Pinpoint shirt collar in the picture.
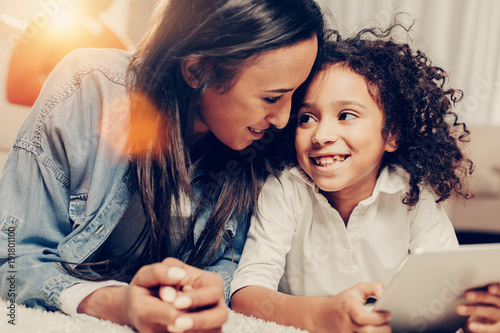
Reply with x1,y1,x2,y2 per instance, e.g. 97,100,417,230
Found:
289,164,408,198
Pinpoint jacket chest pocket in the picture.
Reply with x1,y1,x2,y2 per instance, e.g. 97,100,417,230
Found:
69,194,88,229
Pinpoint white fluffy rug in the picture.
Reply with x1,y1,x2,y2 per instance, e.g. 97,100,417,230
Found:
0,298,308,333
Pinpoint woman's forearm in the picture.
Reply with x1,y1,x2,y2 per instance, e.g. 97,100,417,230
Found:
77,286,130,326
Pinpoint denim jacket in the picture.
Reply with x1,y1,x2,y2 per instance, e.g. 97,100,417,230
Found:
0,48,249,311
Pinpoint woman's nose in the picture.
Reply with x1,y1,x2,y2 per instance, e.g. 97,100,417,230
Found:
266,102,291,129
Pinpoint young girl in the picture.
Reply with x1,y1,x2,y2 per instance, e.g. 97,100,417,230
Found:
231,27,500,333
0,0,325,332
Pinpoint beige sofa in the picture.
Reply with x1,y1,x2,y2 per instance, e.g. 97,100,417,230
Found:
0,104,29,171
444,126,500,235
0,34,30,172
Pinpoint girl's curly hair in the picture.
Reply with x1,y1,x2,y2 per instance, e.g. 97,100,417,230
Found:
296,22,474,207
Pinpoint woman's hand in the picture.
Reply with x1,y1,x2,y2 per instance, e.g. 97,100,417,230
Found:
78,257,228,333
314,282,392,333
457,283,500,333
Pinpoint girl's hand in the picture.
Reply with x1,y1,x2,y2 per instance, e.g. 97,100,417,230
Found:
457,283,500,333
79,257,228,333
316,282,392,333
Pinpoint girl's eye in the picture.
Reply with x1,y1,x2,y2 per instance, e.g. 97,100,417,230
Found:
263,96,282,104
298,113,315,124
338,112,357,121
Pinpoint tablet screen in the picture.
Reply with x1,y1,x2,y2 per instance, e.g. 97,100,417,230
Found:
373,243,500,333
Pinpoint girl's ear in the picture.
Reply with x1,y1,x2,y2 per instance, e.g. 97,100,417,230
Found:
181,57,203,89
385,133,399,153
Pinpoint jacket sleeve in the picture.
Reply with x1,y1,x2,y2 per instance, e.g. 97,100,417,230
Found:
0,49,132,311
0,114,86,311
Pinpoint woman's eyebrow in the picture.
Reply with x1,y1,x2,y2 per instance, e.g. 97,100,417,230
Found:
264,88,294,93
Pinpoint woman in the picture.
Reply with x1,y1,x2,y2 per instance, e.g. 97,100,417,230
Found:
0,0,325,332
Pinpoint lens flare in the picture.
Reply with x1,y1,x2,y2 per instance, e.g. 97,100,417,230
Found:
100,93,167,160
128,92,167,158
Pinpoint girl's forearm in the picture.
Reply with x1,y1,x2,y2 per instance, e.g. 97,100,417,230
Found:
231,283,392,333
231,285,323,331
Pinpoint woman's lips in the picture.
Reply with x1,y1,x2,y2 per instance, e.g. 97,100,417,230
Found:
248,127,266,139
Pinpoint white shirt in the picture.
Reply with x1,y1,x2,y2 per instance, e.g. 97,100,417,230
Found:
230,166,459,297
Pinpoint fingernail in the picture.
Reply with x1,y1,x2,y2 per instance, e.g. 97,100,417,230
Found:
175,316,194,330
159,286,176,303
182,285,193,292
469,322,480,331
174,295,192,309
457,305,467,314
467,292,476,301
490,284,499,294
167,267,187,281
166,324,184,333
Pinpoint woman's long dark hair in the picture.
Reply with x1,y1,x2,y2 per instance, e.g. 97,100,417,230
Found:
106,0,326,275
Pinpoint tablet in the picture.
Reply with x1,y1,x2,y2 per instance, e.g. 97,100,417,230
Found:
372,243,500,333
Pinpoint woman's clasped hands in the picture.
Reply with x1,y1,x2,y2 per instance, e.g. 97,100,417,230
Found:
80,258,227,333
126,258,228,333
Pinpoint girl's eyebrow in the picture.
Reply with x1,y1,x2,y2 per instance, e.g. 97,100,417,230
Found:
335,100,366,109
300,100,366,109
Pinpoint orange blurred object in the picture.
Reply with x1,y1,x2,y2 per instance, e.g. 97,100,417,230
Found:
128,92,167,159
100,92,167,160
6,0,133,107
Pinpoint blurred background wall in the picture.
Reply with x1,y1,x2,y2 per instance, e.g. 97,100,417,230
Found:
0,0,498,236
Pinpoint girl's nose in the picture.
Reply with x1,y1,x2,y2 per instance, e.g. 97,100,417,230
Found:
312,122,338,145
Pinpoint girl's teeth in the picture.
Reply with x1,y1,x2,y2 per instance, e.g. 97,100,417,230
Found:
250,128,263,133
314,155,346,166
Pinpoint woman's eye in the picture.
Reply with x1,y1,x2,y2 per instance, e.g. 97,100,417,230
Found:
338,112,357,121
263,96,282,104
298,114,315,124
